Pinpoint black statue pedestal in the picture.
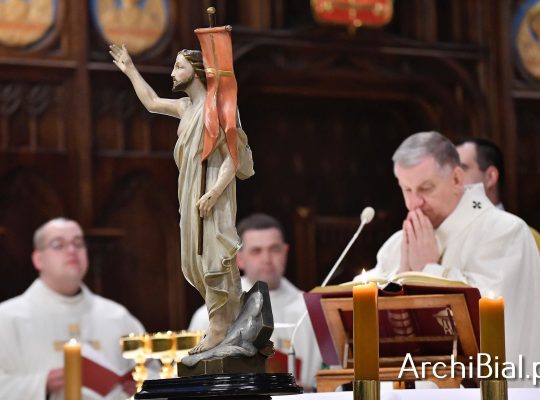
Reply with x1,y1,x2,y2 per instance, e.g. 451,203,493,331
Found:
135,281,303,399
135,372,302,399
137,353,303,399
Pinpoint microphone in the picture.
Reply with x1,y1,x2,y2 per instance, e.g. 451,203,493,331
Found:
288,207,376,380
320,206,375,287
361,206,375,224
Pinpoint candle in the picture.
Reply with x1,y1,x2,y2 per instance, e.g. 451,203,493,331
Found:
479,296,505,378
353,282,379,380
64,338,82,400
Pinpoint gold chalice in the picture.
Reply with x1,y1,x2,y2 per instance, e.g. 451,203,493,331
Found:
120,333,150,394
149,331,176,379
174,330,204,365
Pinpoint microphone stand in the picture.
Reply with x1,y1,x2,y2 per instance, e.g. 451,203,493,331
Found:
288,208,375,384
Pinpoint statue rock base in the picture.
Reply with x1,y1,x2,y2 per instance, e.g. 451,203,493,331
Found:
177,353,267,376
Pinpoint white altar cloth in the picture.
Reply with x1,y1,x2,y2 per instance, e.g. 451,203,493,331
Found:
276,388,538,400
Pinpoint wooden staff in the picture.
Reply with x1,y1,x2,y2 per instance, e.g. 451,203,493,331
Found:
197,159,207,256
198,7,215,256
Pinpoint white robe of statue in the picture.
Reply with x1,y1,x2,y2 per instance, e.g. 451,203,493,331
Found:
362,184,540,388
189,276,322,390
174,99,254,321
0,279,144,399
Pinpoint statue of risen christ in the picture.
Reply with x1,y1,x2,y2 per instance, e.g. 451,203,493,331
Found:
110,44,254,354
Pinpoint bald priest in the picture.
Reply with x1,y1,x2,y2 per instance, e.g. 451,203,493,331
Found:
0,218,144,399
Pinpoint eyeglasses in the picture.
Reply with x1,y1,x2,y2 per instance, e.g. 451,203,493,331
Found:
44,237,86,251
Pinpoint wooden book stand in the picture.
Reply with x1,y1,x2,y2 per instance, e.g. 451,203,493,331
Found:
314,293,479,392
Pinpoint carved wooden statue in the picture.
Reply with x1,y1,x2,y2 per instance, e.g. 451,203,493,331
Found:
110,38,254,355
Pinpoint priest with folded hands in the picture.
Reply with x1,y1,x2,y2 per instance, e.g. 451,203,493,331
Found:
357,131,540,387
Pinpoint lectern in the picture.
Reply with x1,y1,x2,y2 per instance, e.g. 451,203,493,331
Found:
304,284,481,391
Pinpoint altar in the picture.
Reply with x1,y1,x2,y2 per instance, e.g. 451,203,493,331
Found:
274,388,539,400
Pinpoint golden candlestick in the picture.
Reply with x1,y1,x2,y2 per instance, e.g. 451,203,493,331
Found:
481,379,508,400
353,380,380,400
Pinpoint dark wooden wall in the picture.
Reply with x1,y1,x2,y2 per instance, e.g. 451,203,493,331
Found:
0,0,537,332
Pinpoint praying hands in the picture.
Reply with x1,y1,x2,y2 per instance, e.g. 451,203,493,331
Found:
399,209,440,272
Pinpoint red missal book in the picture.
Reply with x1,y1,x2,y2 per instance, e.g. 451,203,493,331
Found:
81,344,134,396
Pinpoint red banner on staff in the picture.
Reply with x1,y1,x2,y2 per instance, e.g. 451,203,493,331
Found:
194,26,239,168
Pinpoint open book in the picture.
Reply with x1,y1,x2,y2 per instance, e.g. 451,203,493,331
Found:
389,271,471,287
311,271,471,294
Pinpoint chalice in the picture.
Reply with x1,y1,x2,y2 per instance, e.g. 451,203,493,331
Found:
174,330,203,366
149,331,176,379
120,333,150,394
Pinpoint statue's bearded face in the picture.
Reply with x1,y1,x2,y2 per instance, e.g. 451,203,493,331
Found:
171,54,195,92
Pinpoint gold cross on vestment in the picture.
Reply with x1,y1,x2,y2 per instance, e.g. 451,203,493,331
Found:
52,323,101,351
53,339,101,351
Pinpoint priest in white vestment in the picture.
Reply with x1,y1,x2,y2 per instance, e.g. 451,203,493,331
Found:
0,218,144,399
358,132,540,388
189,213,322,390
456,137,540,250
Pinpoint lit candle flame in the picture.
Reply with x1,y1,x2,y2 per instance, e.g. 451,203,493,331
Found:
360,268,368,284
485,291,497,299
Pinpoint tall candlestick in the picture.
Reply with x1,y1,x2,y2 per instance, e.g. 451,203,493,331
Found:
64,338,82,400
479,296,505,378
353,282,379,380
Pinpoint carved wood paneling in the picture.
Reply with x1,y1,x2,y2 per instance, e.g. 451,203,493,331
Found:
93,171,184,332
92,72,178,156
0,1,536,333
514,98,540,228
0,82,65,152
0,168,66,300
230,29,491,287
